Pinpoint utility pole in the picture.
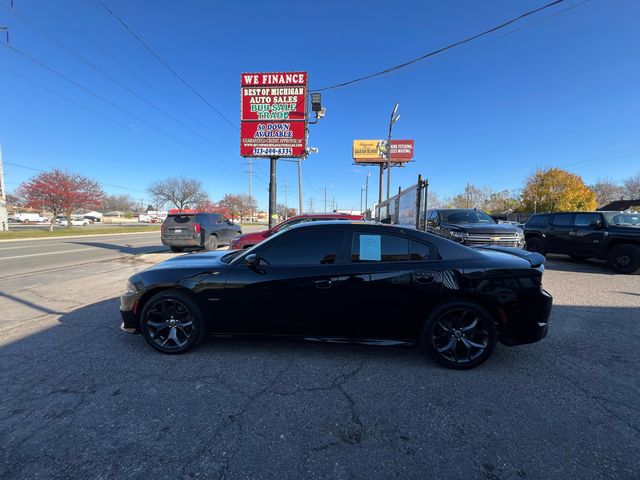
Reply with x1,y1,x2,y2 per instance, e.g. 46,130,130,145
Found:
364,172,370,216
283,179,289,220
308,197,315,213
324,186,327,213
386,103,400,203
360,186,364,213
297,158,303,215
248,158,252,221
0,143,8,231
332,197,335,212
268,157,277,228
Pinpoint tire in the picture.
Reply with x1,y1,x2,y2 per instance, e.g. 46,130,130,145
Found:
526,237,546,256
607,244,640,274
204,234,218,251
421,301,497,370
170,246,184,253
139,289,207,354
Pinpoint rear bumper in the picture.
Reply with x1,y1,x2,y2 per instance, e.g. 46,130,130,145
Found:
499,289,552,346
161,236,202,247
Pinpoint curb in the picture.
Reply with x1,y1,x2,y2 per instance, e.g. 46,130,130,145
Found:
0,230,160,243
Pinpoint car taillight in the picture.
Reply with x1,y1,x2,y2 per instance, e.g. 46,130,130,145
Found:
161,224,166,233
194,223,201,233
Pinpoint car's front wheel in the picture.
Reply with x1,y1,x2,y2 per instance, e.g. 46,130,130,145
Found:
140,290,206,354
607,244,640,274
421,301,497,370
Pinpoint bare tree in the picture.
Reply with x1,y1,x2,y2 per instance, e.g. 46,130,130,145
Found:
446,183,491,209
238,194,257,222
590,178,624,207
623,173,640,200
147,177,208,211
219,194,242,221
102,194,137,213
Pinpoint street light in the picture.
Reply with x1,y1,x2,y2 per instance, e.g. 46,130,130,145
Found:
365,171,371,216
386,103,400,203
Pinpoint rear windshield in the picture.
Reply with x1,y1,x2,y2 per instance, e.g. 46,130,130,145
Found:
165,214,195,225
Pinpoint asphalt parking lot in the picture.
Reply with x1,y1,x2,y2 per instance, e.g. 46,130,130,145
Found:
1,253,639,479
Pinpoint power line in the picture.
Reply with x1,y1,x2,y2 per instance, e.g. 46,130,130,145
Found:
312,0,576,92
33,0,237,151
96,0,239,130
2,2,232,156
0,63,229,175
3,161,149,194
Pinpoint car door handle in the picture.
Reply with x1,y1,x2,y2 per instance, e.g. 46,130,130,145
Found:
314,279,333,289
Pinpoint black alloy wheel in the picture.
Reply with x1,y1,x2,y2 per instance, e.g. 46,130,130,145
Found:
607,244,640,274
140,290,206,354
422,301,497,370
205,234,218,251
526,237,546,256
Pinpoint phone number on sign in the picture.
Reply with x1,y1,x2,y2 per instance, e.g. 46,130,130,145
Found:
252,147,293,156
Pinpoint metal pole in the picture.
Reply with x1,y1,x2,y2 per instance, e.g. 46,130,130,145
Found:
378,163,383,208
365,174,369,215
0,143,8,232
248,158,252,222
360,187,363,213
386,103,398,203
268,157,277,228
415,174,422,229
297,158,303,215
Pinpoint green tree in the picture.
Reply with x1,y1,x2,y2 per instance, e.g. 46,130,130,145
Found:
521,168,597,213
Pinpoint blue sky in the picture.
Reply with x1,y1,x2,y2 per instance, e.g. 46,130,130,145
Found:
1,0,639,211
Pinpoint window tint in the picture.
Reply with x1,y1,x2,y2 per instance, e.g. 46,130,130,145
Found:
574,213,601,226
166,215,194,225
410,241,431,260
526,214,549,227
552,213,573,226
351,232,417,262
259,230,344,265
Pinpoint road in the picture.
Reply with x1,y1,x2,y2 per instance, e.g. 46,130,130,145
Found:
0,239,638,479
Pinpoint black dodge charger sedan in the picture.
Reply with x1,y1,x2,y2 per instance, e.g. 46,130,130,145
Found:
121,222,552,369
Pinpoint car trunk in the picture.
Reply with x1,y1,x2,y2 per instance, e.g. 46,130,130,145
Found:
162,214,199,240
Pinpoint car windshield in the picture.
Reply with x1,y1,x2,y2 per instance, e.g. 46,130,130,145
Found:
603,212,640,226
440,210,496,224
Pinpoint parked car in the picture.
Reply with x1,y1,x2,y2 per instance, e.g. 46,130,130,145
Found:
83,215,101,223
58,217,89,226
161,212,241,252
426,209,525,248
121,221,552,369
229,213,365,250
524,211,640,274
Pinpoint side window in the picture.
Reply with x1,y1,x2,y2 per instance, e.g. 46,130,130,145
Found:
351,232,413,262
526,214,549,227
258,230,344,265
410,241,431,260
552,213,573,226
574,213,601,226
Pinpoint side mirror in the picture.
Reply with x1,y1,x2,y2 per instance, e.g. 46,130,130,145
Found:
245,253,258,266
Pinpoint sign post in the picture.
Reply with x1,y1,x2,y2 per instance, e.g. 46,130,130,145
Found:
240,71,308,227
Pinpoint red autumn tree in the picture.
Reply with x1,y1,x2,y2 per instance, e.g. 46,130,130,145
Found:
17,169,104,231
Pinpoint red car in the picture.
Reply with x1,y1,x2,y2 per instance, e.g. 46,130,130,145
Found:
229,213,365,250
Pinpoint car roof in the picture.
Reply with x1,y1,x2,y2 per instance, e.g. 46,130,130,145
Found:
286,213,363,220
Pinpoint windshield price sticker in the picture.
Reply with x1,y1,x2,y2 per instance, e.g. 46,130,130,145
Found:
359,234,382,261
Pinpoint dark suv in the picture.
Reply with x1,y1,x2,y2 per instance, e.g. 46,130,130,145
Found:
426,209,525,248
524,211,640,274
161,212,241,252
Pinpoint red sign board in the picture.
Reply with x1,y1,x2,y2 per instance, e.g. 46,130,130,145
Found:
240,71,308,158
390,140,414,161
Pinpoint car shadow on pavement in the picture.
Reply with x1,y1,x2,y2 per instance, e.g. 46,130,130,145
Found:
69,241,167,255
544,254,613,274
0,290,67,316
1,298,639,479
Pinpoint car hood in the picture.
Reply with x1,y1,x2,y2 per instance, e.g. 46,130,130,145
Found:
472,245,545,268
605,225,640,234
442,223,521,234
148,250,232,271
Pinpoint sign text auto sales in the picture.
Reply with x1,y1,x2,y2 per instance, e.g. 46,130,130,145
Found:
240,71,308,157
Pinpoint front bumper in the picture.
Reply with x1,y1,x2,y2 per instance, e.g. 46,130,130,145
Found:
499,289,552,346
120,290,140,333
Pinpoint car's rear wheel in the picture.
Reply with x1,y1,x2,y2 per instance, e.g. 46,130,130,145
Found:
170,246,184,253
140,290,206,354
526,237,546,256
421,301,497,370
204,234,218,251
607,244,640,274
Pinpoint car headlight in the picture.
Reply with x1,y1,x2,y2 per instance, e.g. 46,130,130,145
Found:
449,231,466,239
125,281,137,294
